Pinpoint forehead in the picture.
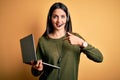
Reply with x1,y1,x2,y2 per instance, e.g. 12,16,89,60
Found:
52,8,66,15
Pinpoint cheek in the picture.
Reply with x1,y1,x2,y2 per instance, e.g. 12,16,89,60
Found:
63,19,67,24
51,18,56,24
51,19,56,27
64,19,67,23
64,17,67,23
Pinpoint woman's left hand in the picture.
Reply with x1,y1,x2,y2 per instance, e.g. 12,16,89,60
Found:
64,32,84,47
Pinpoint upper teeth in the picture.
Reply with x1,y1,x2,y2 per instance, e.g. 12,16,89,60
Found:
58,24,63,26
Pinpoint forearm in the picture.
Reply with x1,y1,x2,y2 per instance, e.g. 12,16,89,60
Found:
81,44,103,62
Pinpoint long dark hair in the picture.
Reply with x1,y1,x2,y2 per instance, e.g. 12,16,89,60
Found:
43,2,72,36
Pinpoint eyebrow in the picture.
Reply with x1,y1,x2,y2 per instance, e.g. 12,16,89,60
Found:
52,14,66,17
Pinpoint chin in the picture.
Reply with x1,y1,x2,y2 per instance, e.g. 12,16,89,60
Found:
55,26,64,30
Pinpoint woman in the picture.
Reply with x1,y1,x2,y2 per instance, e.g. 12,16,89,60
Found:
31,2,103,80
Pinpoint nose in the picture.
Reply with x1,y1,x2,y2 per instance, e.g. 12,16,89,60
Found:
57,17,61,23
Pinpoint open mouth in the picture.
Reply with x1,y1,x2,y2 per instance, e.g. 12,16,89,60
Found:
57,23,64,27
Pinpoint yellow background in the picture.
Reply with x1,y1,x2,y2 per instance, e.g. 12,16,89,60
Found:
0,0,120,80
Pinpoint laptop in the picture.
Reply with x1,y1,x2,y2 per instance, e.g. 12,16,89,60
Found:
20,34,60,69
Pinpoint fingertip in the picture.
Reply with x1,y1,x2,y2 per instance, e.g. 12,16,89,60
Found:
30,60,35,65
67,32,69,34
67,32,71,36
40,60,42,64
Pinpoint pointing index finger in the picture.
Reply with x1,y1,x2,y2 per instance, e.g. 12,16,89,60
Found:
67,32,72,36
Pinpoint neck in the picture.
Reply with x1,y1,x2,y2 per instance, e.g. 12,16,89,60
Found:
49,29,66,39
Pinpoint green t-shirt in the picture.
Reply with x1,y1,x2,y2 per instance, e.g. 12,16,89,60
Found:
32,33,103,80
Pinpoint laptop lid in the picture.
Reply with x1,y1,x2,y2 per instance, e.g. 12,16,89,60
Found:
20,34,60,69
20,34,37,64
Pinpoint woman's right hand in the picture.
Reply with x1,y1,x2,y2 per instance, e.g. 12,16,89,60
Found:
31,60,43,71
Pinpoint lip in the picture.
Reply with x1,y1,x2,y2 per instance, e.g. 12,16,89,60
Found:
56,23,64,27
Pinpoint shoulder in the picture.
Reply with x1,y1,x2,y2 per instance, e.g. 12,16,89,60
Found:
38,35,48,43
72,32,83,38
72,32,80,36
71,32,85,40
